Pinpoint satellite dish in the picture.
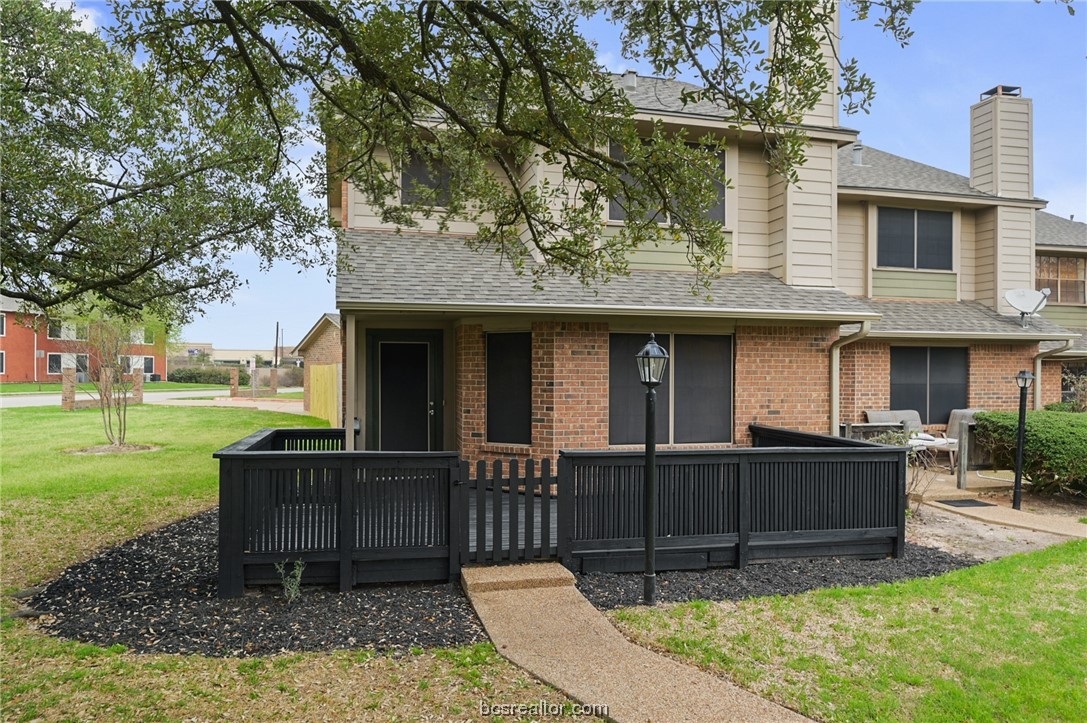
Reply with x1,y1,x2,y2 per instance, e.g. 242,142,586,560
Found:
1005,288,1050,327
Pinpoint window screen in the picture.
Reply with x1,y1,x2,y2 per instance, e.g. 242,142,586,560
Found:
143,356,155,374
486,332,532,444
47,320,62,339
890,346,968,425
609,333,671,445
0,352,5,374
0,313,5,336
400,152,452,206
877,208,916,268
47,353,62,374
878,208,953,271
673,334,733,443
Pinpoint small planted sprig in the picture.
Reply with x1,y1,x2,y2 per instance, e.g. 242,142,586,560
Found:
273,558,305,604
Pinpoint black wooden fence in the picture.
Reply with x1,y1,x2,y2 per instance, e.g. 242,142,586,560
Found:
216,425,906,597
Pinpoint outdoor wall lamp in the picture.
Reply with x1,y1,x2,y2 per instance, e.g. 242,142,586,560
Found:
1012,370,1034,510
635,334,668,605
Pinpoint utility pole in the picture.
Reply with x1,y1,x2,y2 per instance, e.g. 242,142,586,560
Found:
274,322,279,367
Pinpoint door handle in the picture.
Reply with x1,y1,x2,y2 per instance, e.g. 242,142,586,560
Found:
428,401,436,416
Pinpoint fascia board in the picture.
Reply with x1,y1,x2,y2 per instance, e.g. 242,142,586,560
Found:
837,187,1047,209
337,300,880,323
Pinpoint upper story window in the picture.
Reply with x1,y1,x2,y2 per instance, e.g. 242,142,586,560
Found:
400,152,452,207
1037,255,1085,305
0,312,5,336
607,142,726,225
877,208,953,271
47,320,62,339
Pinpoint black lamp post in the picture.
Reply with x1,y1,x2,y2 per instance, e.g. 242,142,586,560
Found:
635,333,669,605
1013,370,1034,511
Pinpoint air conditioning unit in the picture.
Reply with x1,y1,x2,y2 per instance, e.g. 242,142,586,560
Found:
76,372,88,383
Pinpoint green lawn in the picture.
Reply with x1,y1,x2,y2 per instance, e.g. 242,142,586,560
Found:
0,405,587,721
276,391,304,399
612,542,1087,722
0,381,232,395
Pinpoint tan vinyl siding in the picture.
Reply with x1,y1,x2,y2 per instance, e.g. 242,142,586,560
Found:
346,146,509,234
1040,305,1087,328
735,144,769,272
959,210,977,300
996,206,1034,313
872,269,957,300
767,172,787,281
836,200,867,295
969,94,1033,198
974,207,997,307
788,141,836,287
626,234,733,271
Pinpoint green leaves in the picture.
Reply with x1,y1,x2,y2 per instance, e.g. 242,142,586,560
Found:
1,0,330,325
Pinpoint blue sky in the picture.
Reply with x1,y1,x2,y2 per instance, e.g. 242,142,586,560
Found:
72,1,1086,349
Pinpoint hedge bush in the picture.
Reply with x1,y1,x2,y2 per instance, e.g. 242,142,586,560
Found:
277,366,304,387
974,411,1087,496
168,366,250,386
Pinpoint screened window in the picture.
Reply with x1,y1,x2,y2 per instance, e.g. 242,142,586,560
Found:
47,353,62,375
1036,255,1086,305
72,323,88,341
144,328,155,344
486,332,532,444
608,333,733,445
76,354,89,373
400,152,452,206
47,320,62,339
877,208,953,271
143,356,154,374
0,312,5,336
890,347,968,425
607,142,725,224
0,351,5,374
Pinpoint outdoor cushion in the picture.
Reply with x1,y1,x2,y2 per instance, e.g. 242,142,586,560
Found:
865,409,923,433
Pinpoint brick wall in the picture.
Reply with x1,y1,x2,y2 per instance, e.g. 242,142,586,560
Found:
733,325,838,444
457,321,609,464
839,340,890,424
968,343,1039,411
1041,359,1064,407
300,319,342,411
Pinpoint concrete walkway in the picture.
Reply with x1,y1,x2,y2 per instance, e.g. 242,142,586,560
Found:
462,563,807,723
917,468,1087,538
151,392,310,416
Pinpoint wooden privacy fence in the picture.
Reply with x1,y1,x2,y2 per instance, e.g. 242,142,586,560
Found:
308,363,342,426
216,425,907,597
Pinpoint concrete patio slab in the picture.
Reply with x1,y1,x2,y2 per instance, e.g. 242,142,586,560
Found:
463,562,808,723
923,500,1087,539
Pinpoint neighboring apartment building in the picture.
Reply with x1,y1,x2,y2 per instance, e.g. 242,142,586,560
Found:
292,313,343,419
329,16,1083,460
0,296,168,384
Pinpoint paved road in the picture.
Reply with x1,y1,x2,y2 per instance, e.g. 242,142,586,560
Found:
0,388,303,409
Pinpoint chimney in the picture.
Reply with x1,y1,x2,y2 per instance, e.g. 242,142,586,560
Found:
852,142,863,166
970,85,1033,197
620,69,638,91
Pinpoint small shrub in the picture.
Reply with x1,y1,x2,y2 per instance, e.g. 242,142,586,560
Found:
168,366,250,386
870,430,938,512
1063,369,1087,412
277,366,304,387
273,558,305,604
975,411,1087,496
1044,402,1075,413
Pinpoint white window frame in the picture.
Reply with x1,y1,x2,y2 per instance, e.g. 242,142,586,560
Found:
0,351,6,375
143,356,154,374
0,312,6,337
47,320,62,339
47,352,63,375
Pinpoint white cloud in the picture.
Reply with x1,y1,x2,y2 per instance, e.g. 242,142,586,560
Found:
52,0,105,33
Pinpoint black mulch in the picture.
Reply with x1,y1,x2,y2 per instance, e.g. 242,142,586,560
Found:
28,509,487,658
28,510,977,656
576,543,977,610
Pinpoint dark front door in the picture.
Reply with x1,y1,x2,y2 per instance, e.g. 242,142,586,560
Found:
368,331,443,451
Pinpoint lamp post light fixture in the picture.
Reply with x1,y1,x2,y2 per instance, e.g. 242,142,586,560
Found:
1013,370,1034,511
635,333,669,606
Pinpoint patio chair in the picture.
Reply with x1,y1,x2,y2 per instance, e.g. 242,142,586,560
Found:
864,409,923,434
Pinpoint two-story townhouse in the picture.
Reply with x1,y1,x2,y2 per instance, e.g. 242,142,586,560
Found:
330,20,1080,460
0,295,168,384
1034,211,1087,400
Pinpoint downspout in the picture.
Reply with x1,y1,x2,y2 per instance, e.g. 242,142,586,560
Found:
1033,339,1074,409
830,321,872,435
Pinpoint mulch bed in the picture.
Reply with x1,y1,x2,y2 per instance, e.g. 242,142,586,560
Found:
27,510,976,656
576,543,977,610
27,510,487,658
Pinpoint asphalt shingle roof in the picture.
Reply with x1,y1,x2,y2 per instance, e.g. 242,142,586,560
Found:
1041,329,1087,357
842,299,1079,341
1036,211,1087,248
609,73,733,120
336,230,876,320
837,145,1004,199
